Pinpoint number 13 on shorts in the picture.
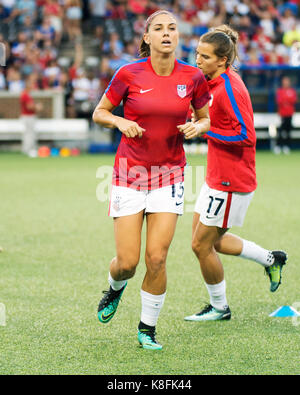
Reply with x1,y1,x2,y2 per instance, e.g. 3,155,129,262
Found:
172,182,184,200
171,182,184,214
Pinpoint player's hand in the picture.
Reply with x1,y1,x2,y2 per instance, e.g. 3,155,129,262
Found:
191,111,196,123
177,122,204,140
115,118,145,138
36,102,43,112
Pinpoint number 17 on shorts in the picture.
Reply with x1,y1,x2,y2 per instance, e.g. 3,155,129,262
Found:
195,182,254,228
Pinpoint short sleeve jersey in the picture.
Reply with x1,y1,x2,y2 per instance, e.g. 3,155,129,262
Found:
20,90,35,115
203,68,257,193
105,57,210,190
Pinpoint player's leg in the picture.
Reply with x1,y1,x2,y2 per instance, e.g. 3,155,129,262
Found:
194,213,274,268
214,232,287,292
282,116,292,154
185,184,233,321
21,116,36,156
215,233,273,263
98,212,144,323
192,212,200,238
111,212,145,280
137,212,178,350
143,212,178,293
137,182,183,348
184,220,231,321
210,187,287,291
274,118,283,153
192,221,225,284
97,187,145,324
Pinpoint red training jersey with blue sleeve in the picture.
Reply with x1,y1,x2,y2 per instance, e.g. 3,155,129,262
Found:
203,68,257,193
105,57,210,190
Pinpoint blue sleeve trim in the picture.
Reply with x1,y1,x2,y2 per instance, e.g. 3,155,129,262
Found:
105,58,147,95
104,66,124,95
206,73,248,142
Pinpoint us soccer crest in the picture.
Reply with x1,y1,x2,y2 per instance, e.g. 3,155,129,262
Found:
177,85,187,98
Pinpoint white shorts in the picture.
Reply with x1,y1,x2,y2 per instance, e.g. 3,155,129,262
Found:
195,182,254,228
109,182,185,217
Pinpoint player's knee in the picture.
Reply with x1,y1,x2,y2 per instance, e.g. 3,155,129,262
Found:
145,251,167,275
116,254,139,278
191,238,201,256
192,239,211,260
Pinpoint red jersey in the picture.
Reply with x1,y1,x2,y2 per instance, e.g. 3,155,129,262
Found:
203,68,257,193
20,91,35,116
105,57,210,190
276,87,297,117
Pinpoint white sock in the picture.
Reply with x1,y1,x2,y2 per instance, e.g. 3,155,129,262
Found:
108,272,127,291
240,240,274,267
140,289,166,327
205,280,228,311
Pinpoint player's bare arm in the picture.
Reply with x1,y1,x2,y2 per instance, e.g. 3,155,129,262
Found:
93,94,145,138
177,103,210,139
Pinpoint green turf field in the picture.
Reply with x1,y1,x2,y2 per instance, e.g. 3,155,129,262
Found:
0,152,299,375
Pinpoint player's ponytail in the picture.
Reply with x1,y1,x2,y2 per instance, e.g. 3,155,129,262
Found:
139,10,176,58
200,25,239,68
139,39,150,58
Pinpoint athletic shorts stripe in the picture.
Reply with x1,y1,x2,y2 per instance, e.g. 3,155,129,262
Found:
222,192,232,228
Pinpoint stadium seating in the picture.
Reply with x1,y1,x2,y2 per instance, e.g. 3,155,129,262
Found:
0,0,299,151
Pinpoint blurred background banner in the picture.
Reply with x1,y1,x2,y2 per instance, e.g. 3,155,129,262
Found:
0,0,299,154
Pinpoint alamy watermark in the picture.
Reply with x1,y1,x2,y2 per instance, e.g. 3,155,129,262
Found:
0,43,6,67
96,160,204,213
0,303,6,326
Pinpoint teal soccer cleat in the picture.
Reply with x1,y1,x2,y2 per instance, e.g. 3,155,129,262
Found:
97,283,127,324
184,304,231,321
265,251,287,292
138,329,163,350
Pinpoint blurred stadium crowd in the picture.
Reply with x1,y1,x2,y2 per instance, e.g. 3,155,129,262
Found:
0,0,300,119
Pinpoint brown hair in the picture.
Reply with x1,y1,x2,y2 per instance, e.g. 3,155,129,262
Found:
139,10,176,58
200,25,239,68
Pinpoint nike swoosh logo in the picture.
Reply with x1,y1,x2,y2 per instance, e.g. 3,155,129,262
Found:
206,215,216,219
140,88,153,94
100,311,115,322
176,202,183,206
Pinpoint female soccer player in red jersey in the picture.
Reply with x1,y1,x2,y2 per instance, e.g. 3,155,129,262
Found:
93,10,211,349
184,25,288,322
